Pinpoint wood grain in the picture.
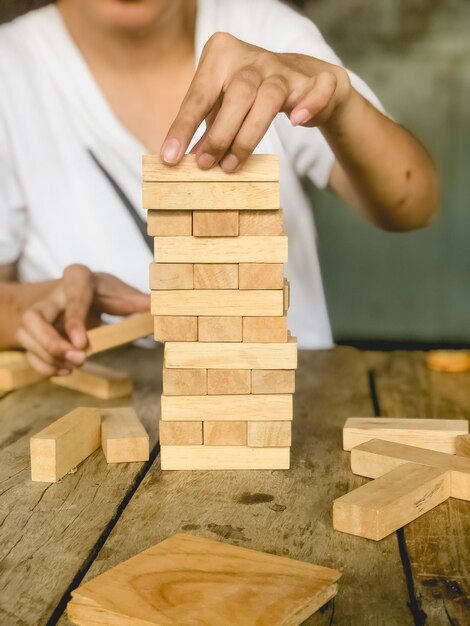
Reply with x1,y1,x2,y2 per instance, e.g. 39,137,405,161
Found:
194,264,238,289
154,316,198,342
198,316,243,342
86,313,154,355
207,369,251,395
251,370,296,394
193,210,239,237
162,366,207,396
456,434,470,457
159,421,203,445
101,407,149,463
149,262,193,289
147,210,192,236
51,362,133,400
239,263,284,289
203,421,247,446
160,445,290,470
247,421,292,447
243,316,288,342
239,209,284,235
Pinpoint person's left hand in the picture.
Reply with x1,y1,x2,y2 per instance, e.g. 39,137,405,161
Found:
160,32,352,172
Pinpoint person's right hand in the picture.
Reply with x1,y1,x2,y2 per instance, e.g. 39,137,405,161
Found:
15,264,150,376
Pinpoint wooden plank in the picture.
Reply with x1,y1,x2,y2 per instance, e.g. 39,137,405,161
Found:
207,369,251,395
86,313,154,355
164,336,297,370
243,316,288,342
247,421,291,447
193,210,239,237
251,369,296,394
161,394,293,422
283,278,290,312
193,263,238,289
343,417,468,453
198,316,242,342
239,209,284,235
101,407,149,463
160,445,290,470
333,463,451,541
154,236,288,263
143,181,279,211
154,316,197,342
151,289,284,317
51,362,133,400
162,366,207,396
239,263,284,289
30,407,101,482
456,434,470,457
159,421,203,445
147,210,192,236
0,351,46,391
149,263,193,289
204,421,247,446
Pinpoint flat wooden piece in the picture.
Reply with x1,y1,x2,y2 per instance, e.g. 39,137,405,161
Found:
239,209,284,235
248,421,292,447
147,210,192,236
51,362,133,400
162,366,207,396
149,263,193,289
283,278,290,312
343,417,468,454
207,369,251,395
86,313,154,355
101,407,149,463
239,263,284,289
456,434,470,457
154,316,198,342
426,350,470,372
0,351,46,391
243,316,288,343
159,421,203,445
251,370,296,394
198,316,243,342
204,421,247,446
160,446,291,470
193,210,239,237
193,263,238,289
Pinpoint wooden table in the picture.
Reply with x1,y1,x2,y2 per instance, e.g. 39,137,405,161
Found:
0,347,468,625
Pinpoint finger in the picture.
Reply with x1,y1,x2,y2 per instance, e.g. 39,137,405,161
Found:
63,264,94,350
289,71,338,127
94,273,151,316
21,307,75,363
222,75,288,171
189,97,222,155
16,326,66,368
25,351,61,377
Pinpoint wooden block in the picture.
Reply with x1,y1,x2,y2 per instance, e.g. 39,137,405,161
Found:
161,394,292,422
343,417,469,454
456,434,470,457
239,263,284,289
154,236,288,263
51,362,133,400
204,421,247,446
101,407,149,463
154,316,197,342
142,154,279,181
193,210,239,237
248,421,291,447
149,263,193,289
162,366,207,396
164,336,298,370
351,439,470,501
283,278,290,312
426,350,470,372
243,316,288,343
147,210,192,236
198,317,242,342
161,445,290,470
30,407,101,482
239,209,284,235
86,313,154,355
143,181,279,211
151,289,284,317
0,351,46,391
333,463,451,541
207,369,251,395
193,264,238,289
251,369,296,394
159,420,203,445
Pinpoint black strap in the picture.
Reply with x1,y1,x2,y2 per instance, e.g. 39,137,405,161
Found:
88,149,153,252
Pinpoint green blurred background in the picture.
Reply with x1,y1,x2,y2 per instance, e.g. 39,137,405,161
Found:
1,0,469,345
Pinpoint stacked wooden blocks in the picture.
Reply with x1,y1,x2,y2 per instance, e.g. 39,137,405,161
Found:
143,154,297,470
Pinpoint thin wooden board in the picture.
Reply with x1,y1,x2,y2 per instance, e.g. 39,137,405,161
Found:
51,362,133,400
160,445,290,470
86,313,154,355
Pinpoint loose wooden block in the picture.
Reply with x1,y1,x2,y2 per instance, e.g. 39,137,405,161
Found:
238,263,284,289
51,362,133,399
101,407,149,463
193,264,238,289
154,316,197,342
0,352,46,391
151,289,284,317
251,369,296,394
149,263,193,289
164,336,298,370
30,407,101,482
86,313,154,355
162,366,207,396
343,417,469,454
159,420,203,445
333,463,451,541
426,350,470,372
204,421,247,446
207,369,251,394
161,394,292,422
456,434,470,458
154,236,288,263
198,317,242,342
239,209,284,235
143,181,280,211
351,439,470,501
143,154,280,181
243,316,288,343
247,421,291,447
283,278,290,312
193,210,239,237
160,445,290,470
147,210,192,236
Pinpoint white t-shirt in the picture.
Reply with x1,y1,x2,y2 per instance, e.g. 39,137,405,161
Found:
0,0,383,348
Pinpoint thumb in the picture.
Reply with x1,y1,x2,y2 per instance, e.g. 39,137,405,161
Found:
62,264,95,349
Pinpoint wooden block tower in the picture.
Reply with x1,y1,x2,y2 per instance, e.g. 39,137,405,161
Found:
142,154,297,470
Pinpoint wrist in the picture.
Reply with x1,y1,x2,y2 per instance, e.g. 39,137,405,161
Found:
320,84,363,134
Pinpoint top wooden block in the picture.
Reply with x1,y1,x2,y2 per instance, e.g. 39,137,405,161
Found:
142,154,279,182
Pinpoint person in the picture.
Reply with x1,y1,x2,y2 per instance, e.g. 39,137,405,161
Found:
0,0,438,375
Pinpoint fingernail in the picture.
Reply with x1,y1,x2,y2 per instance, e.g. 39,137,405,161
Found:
65,350,85,365
198,153,216,169
221,154,239,172
162,138,181,164
57,369,71,377
70,328,86,348
290,108,311,126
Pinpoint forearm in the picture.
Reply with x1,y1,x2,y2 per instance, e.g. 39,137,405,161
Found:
321,89,439,231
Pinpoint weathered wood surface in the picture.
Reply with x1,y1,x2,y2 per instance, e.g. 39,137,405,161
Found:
374,352,470,624
0,346,162,626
